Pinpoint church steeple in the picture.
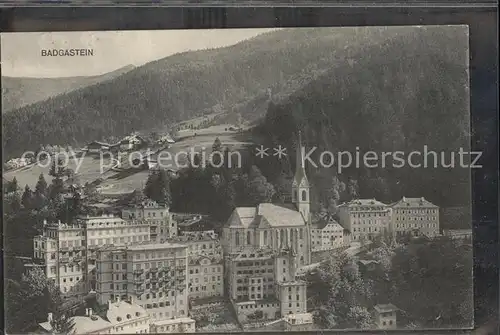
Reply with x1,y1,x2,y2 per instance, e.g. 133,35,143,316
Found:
292,131,310,222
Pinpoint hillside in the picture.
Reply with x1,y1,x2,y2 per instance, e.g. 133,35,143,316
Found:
253,25,470,208
3,27,433,159
1,64,136,112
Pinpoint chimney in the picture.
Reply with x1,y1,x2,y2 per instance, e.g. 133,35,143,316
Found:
43,219,47,226
402,196,406,202
88,309,93,317
48,312,53,324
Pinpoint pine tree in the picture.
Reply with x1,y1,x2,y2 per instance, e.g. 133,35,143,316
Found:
35,173,48,197
7,177,19,193
21,184,33,209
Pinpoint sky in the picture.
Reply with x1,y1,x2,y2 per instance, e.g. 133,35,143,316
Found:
0,29,276,78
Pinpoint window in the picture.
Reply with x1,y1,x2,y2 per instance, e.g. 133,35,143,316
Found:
301,190,307,201
235,232,240,246
247,231,251,245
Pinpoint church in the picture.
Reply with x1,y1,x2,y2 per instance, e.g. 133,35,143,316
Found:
221,134,313,324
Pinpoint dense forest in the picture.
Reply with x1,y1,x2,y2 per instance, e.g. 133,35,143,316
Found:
2,26,459,159
252,26,471,208
1,65,135,113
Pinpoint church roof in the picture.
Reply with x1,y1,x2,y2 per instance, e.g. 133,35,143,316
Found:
227,203,306,228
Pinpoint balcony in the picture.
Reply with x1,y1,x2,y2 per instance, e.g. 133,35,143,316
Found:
151,278,158,284
150,268,158,273
134,269,144,275
136,287,144,294
134,278,143,285
59,257,70,263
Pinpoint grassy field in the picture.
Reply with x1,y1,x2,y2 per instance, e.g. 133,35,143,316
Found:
4,124,255,195
3,153,113,189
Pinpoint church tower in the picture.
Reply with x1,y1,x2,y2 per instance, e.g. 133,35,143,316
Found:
292,131,310,223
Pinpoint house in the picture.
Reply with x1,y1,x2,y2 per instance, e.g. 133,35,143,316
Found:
119,134,147,151
283,312,313,331
157,134,175,144
83,141,110,154
373,304,398,329
310,218,349,252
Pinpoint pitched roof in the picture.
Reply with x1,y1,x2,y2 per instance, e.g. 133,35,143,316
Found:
338,199,388,208
227,203,306,228
390,197,438,208
374,303,399,313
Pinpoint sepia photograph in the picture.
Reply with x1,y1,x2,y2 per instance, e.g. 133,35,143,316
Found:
2,26,473,333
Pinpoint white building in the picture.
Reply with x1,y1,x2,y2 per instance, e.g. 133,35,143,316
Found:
390,197,440,238
337,199,393,241
38,300,151,334
374,304,398,329
33,215,152,298
310,218,350,252
95,242,189,322
122,200,177,242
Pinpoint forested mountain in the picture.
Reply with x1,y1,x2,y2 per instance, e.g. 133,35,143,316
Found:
1,64,135,113
3,27,442,159
253,25,470,208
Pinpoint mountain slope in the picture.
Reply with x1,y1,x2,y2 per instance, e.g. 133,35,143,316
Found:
1,64,136,112
2,27,434,159
254,26,470,207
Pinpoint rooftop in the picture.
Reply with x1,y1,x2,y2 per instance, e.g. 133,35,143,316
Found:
228,203,306,228
127,242,187,251
374,303,399,313
152,317,195,326
338,199,388,208
390,197,438,208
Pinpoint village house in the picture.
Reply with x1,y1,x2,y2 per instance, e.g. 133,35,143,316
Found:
119,134,147,151
83,141,112,154
373,304,398,329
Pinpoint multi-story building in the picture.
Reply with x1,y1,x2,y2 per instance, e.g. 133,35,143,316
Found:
170,232,224,301
121,200,177,242
337,199,393,241
33,215,151,298
222,134,311,323
95,242,189,322
39,300,152,334
390,197,440,237
310,218,350,252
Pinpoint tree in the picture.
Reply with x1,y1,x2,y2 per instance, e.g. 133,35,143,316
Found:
5,268,62,333
35,173,48,197
245,165,276,205
21,184,33,209
346,306,373,329
212,137,222,153
347,178,359,200
144,170,172,206
7,177,18,193
49,176,65,201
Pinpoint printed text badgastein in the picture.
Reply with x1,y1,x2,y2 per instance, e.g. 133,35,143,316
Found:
41,49,94,57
